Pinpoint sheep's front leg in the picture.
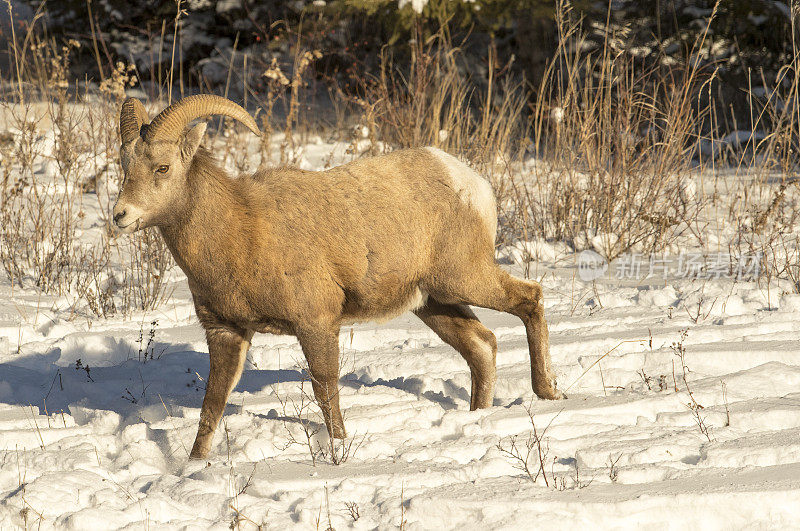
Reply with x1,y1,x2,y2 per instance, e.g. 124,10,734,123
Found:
190,324,253,459
296,326,347,439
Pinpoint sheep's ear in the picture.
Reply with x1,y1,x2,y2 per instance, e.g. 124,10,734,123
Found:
181,122,207,162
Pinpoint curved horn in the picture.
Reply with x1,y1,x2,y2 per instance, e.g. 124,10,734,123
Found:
143,94,261,143
119,97,149,145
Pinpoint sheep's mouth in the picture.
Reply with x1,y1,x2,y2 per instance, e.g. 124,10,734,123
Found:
116,218,142,233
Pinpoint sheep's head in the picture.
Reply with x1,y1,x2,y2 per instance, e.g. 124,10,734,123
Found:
113,95,260,233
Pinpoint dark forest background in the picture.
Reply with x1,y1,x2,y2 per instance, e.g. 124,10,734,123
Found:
2,1,796,132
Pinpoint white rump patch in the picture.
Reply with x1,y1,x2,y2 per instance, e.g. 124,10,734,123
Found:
425,147,497,239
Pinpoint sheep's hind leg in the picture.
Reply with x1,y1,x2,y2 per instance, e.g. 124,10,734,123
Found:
414,298,497,409
296,326,347,439
434,267,562,401
507,275,562,400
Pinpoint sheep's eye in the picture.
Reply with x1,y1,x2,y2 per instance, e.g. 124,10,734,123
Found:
155,165,169,174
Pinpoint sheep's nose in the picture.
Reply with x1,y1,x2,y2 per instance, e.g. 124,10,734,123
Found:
113,210,127,224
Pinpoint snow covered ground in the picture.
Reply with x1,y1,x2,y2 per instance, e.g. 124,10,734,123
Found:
2,133,800,529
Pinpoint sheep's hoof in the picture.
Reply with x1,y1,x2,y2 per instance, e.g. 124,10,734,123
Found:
534,385,564,400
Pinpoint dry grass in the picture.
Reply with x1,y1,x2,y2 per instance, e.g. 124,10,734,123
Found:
273,355,364,467
671,329,713,442
0,13,174,318
3,0,800,326
347,20,528,169
506,1,716,261
496,403,554,487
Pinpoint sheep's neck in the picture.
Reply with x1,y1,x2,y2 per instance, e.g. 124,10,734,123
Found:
159,162,249,295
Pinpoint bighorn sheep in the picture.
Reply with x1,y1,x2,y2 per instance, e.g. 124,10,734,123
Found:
113,94,562,459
